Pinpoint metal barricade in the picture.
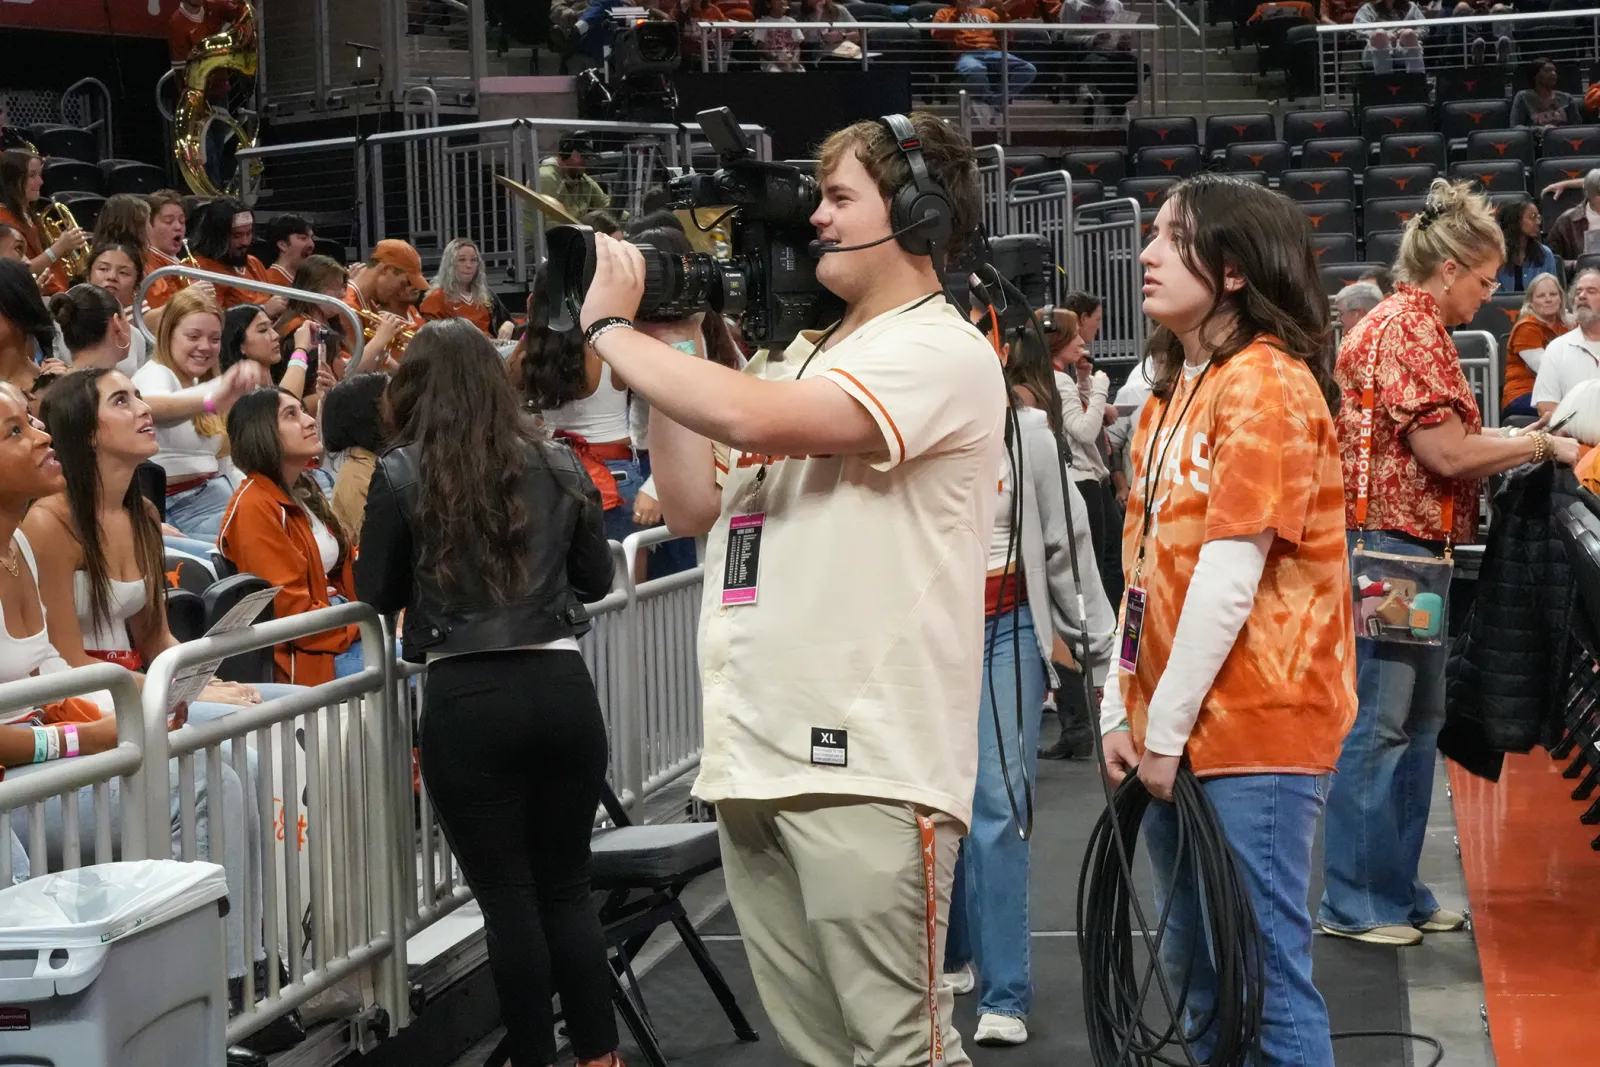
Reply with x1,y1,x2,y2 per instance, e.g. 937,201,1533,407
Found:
234,137,366,254
0,665,148,886
976,143,1008,239
132,266,366,356
622,529,706,801
1072,197,1147,368
697,21,1159,141
1008,172,1074,306
142,603,402,1047
1453,329,1503,429
1316,8,1600,104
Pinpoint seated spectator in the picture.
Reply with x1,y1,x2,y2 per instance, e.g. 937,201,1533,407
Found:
49,283,138,375
754,0,806,70
265,213,314,287
934,0,1038,126
273,253,385,380
1558,379,1600,491
130,286,268,540
1505,272,1571,420
1496,197,1561,294
0,259,67,400
1058,0,1138,122
322,372,388,544
676,0,732,64
188,198,279,313
218,387,363,684
221,304,319,404
1353,0,1425,74
1546,168,1600,268
1512,57,1580,133
799,0,860,61
0,222,23,264
1438,0,1512,70
1534,267,1600,417
1360,263,1394,295
1335,280,1385,335
538,133,612,218
91,195,153,278
421,237,508,338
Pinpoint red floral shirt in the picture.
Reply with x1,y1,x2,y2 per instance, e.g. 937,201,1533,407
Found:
1334,284,1482,544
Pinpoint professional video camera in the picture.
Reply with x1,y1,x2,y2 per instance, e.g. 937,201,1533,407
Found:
545,107,842,350
950,232,1055,344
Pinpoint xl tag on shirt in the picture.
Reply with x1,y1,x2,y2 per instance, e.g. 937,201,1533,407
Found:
810,727,848,767
721,513,764,606
1119,586,1148,672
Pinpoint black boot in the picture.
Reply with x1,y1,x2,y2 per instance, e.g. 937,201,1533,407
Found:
227,1048,269,1067
1039,670,1095,760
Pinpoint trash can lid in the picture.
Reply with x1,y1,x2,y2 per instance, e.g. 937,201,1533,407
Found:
0,860,227,950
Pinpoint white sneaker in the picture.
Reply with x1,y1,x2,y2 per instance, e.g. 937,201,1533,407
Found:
974,1013,1028,1046
944,962,975,995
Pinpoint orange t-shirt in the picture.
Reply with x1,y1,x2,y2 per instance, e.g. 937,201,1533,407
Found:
1505,315,1559,410
343,283,424,367
1118,340,1358,776
143,246,189,310
1577,445,1600,496
169,0,243,63
420,289,492,334
194,253,271,308
932,6,1001,51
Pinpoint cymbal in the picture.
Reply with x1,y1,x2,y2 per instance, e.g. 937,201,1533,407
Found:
494,175,579,225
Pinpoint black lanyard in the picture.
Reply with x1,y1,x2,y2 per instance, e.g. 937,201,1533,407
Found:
792,291,942,381
1133,362,1211,581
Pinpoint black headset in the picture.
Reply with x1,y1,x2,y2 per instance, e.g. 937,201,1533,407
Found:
876,113,955,259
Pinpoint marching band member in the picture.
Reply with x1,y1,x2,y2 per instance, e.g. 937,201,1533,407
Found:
420,236,506,336
343,239,426,368
274,254,392,379
142,190,196,313
266,214,314,286
0,149,84,297
0,223,23,264
169,0,247,64
189,198,279,313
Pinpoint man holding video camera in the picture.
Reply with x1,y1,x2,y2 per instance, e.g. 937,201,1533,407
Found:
578,113,1005,1066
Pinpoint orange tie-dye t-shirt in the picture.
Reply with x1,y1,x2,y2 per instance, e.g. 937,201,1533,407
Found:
1119,339,1358,776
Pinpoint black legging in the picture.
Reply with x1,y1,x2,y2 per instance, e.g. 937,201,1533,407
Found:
1075,475,1126,611
420,650,618,1065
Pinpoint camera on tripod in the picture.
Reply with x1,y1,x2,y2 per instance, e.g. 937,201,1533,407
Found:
544,106,843,350
953,233,1055,344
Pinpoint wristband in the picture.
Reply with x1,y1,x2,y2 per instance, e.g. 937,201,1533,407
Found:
31,726,50,763
44,248,58,265
45,726,60,761
288,351,309,369
62,724,80,758
203,391,219,415
584,317,634,348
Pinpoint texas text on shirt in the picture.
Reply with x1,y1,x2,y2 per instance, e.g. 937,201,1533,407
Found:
691,295,1008,830
1115,340,1357,776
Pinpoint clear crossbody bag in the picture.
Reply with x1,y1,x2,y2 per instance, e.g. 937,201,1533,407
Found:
1349,311,1453,646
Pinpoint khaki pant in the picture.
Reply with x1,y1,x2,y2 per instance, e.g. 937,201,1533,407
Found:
716,797,971,1067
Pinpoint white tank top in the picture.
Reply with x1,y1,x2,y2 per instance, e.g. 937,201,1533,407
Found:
541,363,632,443
72,571,147,653
987,464,1015,570
0,534,63,725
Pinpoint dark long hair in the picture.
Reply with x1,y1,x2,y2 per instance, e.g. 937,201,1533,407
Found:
82,240,146,295
1005,316,1063,434
1145,174,1335,407
219,303,269,372
0,257,56,360
322,372,388,453
0,149,36,223
274,254,350,352
1497,196,1540,268
518,261,589,409
38,369,166,635
388,318,553,603
49,283,121,353
189,196,247,264
226,386,350,547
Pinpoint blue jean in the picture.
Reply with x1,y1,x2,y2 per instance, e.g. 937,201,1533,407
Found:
955,50,1037,107
603,456,643,543
1501,393,1537,420
165,475,235,543
1319,531,1447,933
944,608,1047,1018
1145,773,1334,1067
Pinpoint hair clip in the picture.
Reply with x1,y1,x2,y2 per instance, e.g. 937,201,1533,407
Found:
1416,203,1442,232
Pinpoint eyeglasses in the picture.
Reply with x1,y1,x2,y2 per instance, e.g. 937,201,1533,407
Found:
1466,265,1501,296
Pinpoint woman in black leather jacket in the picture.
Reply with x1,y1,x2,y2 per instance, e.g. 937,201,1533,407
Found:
355,319,621,1067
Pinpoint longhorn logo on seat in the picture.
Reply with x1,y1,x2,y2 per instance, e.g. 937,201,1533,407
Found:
1466,111,1487,125
1310,121,1328,132
1326,150,1346,163
1307,215,1326,229
1489,141,1509,155
1083,162,1101,174
1230,124,1250,136
1306,181,1328,194
1403,146,1422,159
1247,154,1266,167
1392,177,1411,190
1387,116,1407,129
1161,158,1179,171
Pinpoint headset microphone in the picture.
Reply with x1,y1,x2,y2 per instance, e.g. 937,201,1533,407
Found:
806,216,932,258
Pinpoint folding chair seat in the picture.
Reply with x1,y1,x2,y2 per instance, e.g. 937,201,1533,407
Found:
1117,176,1180,212
1465,128,1534,169
1544,126,1600,158
1364,196,1427,238
1204,112,1277,163
1295,199,1356,235
1312,232,1358,265
1449,159,1527,195
1439,99,1511,150
1365,230,1402,265
1362,103,1431,146
1321,262,1374,294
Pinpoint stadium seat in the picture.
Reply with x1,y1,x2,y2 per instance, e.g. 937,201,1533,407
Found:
1117,176,1180,212
1436,67,1507,104
1544,126,1600,158
1230,171,1269,186
1465,293,1522,352
204,573,276,684
1071,180,1104,208
135,461,165,521
1362,104,1432,145
1128,115,1199,154
1300,137,1369,177
1311,232,1359,266
40,159,103,197
29,124,98,163
100,160,168,195
842,1,900,17
1283,109,1355,155
1378,133,1446,169
905,1,946,18
1355,71,1430,109
1365,230,1402,266
1449,159,1527,194
1134,144,1203,178
1542,183,1583,232
1060,149,1125,187
165,588,206,644
1223,141,1290,182
1534,155,1600,196
51,191,104,231
1362,164,1438,200
1295,199,1357,235
1321,262,1375,294
1365,196,1427,238
1204,113,1277,163
1279,168,1355,203
1465,128,1535,169
164,549,216,597
1439,99,1511,148
1005,153,1052,181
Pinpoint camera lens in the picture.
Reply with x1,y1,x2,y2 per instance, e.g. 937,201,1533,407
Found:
638,245,723,321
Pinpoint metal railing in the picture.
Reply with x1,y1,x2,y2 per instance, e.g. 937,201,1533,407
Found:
1157,0,1209,115
1073,196,1148,368
0,665,149,886
60,77,115,161
133,266,366,355
695,20,1159,140
234,136,367,253
976,141,1008,238
1316,7,1600,104
623,530,706,800
1008,171,1075,307
1453,328,1502,428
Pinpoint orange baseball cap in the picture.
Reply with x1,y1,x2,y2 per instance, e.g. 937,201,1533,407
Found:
371,239,428,293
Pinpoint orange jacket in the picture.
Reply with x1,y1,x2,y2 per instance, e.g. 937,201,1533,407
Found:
218,474,358,686
0,205,66,296
932,6,1001,51
420,289,492,334
1505,315,1559,410
194,253,272,308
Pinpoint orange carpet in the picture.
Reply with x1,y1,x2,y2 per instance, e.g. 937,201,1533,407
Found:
1451,752,1600,1065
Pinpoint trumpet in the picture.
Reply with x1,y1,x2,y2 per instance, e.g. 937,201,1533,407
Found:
358,309,417,348
37,200,90,280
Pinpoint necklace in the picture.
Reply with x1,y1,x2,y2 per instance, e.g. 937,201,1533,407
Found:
1,544,19,578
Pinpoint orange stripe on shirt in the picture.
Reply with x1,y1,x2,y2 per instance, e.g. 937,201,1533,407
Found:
825,369,905,460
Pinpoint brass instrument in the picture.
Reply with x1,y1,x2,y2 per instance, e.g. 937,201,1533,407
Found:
37,200,89,280
175,3,259,197
358,309,418,348
181,240,199,268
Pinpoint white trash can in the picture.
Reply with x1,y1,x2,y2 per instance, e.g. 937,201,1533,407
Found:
0,860,228,1066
